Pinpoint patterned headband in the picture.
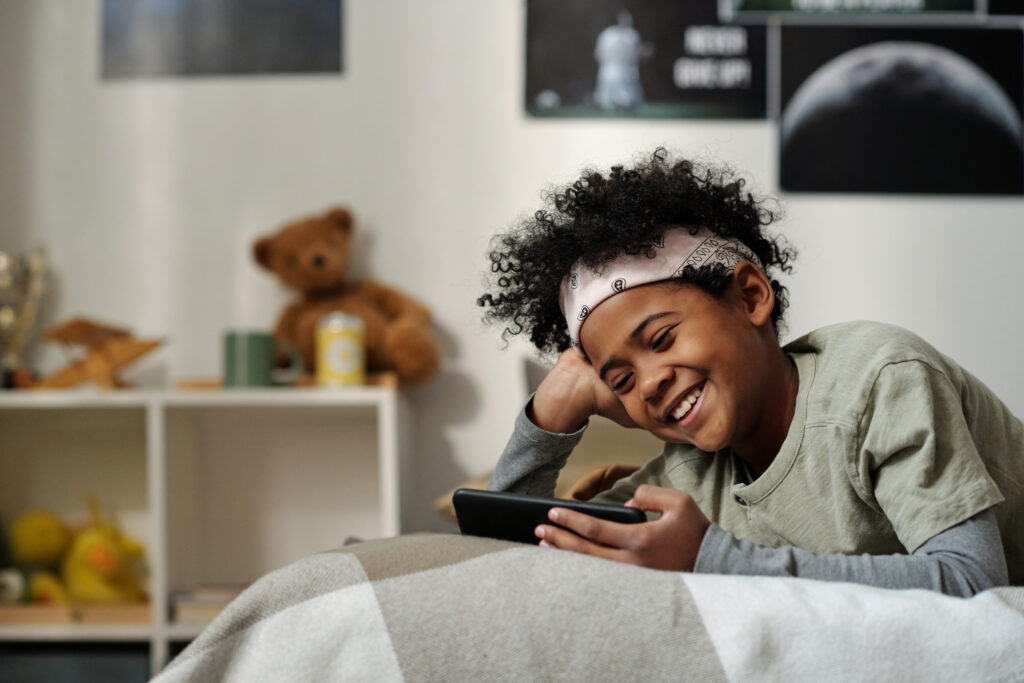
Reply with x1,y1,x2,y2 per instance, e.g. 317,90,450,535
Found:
558,226,762,348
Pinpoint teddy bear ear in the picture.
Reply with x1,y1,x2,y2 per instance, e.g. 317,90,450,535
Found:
253,237,275,269
326,207,353,234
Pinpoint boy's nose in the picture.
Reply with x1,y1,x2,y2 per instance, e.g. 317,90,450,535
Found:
638,363,672,403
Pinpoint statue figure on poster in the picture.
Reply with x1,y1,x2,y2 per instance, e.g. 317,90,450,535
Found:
592,10,652,111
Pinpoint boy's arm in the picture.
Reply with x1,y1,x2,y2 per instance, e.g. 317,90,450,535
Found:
694,507,1008,597
490,348,636,495
487,396,587,497
857,360,1005,563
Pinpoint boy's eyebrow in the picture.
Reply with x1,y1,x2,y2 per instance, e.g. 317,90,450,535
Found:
598,312,671,382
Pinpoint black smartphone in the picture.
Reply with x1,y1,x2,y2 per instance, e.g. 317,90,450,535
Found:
452,488,646,545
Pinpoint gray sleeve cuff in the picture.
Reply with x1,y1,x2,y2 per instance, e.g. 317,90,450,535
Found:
691,508,1007,597
692,524,744,575
487,395,588,497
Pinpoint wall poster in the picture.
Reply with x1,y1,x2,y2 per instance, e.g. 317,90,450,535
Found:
779,25,1023,194
102,0,343,79
525,0,767,119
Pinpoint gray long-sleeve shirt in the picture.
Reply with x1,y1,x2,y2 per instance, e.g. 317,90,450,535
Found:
488,398,1009,597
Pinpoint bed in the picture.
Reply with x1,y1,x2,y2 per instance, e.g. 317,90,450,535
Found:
152,533,1024,682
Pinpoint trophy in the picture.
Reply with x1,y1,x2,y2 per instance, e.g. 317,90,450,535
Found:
0,247,47,388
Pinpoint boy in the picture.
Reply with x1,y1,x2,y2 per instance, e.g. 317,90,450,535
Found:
479,150,1021,595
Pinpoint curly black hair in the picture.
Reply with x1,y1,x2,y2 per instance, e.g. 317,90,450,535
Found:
478,148,795,355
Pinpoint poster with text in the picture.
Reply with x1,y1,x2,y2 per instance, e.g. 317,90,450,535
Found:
526,0,766,119
779,26,1023,194
102,0,343,79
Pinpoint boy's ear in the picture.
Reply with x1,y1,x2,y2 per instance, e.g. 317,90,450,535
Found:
732,261,774,326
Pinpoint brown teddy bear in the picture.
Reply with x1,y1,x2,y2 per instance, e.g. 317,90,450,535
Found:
253,207,440,386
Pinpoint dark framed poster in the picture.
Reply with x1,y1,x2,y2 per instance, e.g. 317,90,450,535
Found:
526,0,767,119
779,25,1024,194
102,0,343,79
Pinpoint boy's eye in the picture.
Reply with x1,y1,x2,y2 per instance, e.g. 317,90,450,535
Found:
652,327,674,349
611,372,633,393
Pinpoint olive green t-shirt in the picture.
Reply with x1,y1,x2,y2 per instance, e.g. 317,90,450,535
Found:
594,321,1024,583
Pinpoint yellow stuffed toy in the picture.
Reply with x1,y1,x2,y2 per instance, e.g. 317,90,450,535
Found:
10,509,70,571
62,497,146,604
8,508,71,604
29,571,68,605
7,498,146,605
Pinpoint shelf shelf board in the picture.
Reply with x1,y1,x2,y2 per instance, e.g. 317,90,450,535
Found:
0,623,153,642
162,386,395,407
0,386,396,409
0,389,149,409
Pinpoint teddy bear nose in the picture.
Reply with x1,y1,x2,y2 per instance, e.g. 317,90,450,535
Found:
312,254,326,268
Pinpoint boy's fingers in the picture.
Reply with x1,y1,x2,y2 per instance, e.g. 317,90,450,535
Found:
535,523,624,561
546,507,634,549
630,485,670,510
631,484,689,514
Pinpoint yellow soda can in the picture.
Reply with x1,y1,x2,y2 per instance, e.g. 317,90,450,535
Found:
316,312,366,386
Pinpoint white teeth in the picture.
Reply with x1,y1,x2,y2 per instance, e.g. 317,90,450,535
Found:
671,403,692,421
670,386,703,421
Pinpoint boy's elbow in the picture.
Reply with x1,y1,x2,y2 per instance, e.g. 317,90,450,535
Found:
937,556,1008,598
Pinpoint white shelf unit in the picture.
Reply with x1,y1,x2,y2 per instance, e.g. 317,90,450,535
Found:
0,387,411,676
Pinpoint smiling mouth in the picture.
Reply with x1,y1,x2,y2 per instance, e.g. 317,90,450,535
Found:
668,381,705,422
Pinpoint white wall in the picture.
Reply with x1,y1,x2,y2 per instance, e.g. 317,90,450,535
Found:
2,0,1023,532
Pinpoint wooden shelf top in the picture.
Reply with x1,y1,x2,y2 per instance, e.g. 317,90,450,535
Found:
0,385,399,410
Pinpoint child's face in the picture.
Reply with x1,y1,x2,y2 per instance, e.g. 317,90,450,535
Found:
579,277,774,452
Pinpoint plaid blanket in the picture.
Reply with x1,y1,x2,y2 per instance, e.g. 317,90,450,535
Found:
154,533,1024,682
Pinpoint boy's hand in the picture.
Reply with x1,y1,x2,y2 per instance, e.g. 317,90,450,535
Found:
534,485,710,572
530,348,637,433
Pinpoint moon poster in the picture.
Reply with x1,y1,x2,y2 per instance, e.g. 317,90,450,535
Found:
525,0,767,119
778,26,1024,194
102,0,343,79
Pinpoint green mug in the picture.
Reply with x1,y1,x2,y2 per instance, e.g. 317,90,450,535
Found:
223,331,301,388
